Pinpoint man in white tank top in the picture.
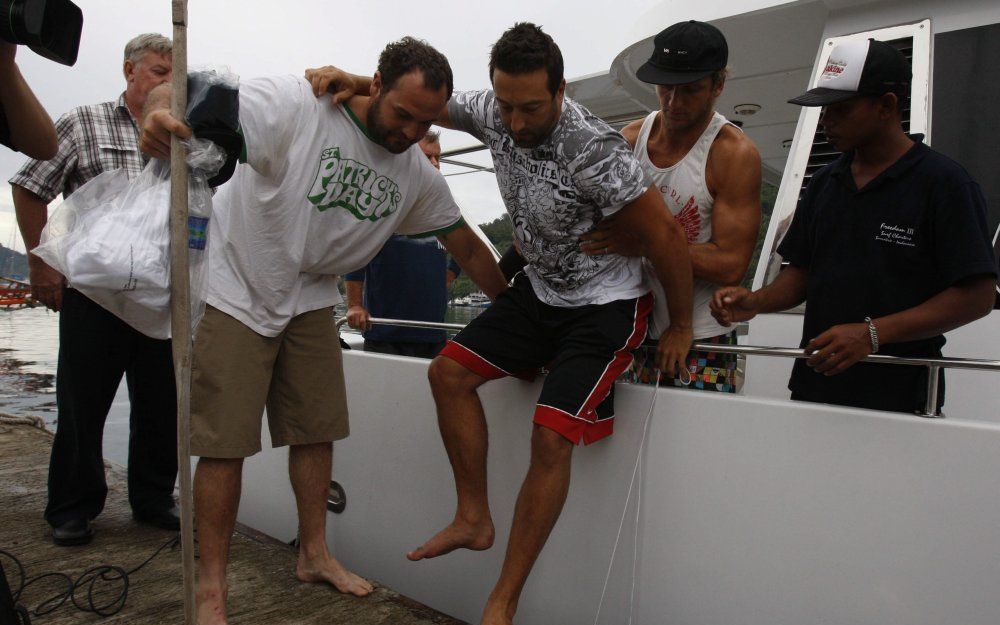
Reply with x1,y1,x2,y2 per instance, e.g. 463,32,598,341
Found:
581,20,762,392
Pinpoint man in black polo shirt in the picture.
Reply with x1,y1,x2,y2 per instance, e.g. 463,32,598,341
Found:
710,39,997,413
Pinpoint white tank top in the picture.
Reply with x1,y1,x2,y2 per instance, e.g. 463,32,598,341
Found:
635,110,734,339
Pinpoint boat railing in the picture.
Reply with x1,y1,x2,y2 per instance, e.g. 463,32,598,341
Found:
335,317,1000,419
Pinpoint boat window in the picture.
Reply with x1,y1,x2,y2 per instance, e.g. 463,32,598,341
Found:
929,22,1000,308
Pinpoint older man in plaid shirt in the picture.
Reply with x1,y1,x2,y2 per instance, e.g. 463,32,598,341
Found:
11,33,181,546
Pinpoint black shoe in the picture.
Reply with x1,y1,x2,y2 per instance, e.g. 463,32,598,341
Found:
52,518,93,546
133,505,181,531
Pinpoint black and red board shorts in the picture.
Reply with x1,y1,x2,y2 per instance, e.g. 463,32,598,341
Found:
439,274,652,445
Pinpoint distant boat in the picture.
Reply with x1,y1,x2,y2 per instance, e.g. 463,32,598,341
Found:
0,277,33,308
452,292,490,307
466,292,490,308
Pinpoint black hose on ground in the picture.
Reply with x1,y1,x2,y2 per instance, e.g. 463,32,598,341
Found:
0,535,180,619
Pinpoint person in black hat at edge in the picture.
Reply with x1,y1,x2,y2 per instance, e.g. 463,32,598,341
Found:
580,20,763,392
710,38,997,413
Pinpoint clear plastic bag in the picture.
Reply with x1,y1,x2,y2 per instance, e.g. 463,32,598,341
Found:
34,139,222,339
33,68,238,339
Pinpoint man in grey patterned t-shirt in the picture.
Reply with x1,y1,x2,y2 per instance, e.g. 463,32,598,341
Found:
310,23,694,625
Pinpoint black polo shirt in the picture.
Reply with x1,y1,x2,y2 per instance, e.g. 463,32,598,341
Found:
777,135,997,413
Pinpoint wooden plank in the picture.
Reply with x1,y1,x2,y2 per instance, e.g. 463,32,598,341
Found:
167,1,196,622
0,422,467,624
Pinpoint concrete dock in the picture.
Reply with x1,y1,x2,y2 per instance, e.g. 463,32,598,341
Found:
0,417,466,624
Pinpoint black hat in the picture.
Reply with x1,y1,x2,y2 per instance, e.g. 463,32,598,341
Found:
788,39,911,106
635,21,728,85
186,71,243,187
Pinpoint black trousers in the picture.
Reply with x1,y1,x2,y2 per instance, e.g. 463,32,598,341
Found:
45,288,178,527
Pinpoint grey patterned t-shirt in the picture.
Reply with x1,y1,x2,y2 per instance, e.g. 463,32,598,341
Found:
448,90,651,307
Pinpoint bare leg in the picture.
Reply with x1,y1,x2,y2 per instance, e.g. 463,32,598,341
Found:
290,441,373,596
481,425,574,625
407,356,495,561
194,457,243,625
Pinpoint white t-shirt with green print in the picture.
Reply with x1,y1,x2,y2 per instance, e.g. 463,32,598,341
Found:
207,75,463,337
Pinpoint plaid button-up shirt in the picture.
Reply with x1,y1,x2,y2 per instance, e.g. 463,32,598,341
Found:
9,93,147,202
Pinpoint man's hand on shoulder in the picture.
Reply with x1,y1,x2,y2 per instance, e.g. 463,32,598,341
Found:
619,118,643,150
804,322,873,376
578,215,644,257
305,66,370,105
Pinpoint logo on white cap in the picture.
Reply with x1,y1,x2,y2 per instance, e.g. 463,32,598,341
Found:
817,39,869,92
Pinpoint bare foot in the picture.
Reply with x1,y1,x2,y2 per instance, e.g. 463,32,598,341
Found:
196,584,228,625
406,519,495,561
296,552,374,597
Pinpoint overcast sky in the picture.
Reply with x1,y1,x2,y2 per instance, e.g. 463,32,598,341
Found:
0,0,690,253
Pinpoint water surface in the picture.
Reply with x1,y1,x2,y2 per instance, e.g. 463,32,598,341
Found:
0,303,486,468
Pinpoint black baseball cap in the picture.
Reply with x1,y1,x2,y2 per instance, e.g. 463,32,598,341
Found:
788,39,911,106
635,21,728,85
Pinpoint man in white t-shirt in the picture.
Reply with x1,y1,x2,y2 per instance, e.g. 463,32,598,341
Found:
308,23,694,625
142,37,506,625
581,20,762,392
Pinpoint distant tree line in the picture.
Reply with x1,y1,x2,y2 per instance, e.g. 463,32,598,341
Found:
0,246,28,278
449,215,512,301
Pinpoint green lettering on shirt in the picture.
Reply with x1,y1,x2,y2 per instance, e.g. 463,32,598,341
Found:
307,147,401,220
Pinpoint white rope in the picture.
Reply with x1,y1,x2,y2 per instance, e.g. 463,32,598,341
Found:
592,370,661,625
627,415,645,625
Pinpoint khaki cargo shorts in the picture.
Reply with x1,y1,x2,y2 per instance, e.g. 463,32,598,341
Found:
190,305,349,458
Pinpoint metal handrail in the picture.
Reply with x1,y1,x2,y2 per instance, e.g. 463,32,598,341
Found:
336,316,1000,419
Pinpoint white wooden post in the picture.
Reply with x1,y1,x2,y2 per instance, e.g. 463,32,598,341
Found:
169,1,196,623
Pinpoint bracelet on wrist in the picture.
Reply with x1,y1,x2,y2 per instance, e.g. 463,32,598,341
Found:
864,316,879,353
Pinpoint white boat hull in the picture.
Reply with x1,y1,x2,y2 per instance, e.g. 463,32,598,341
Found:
239,340,1000,625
